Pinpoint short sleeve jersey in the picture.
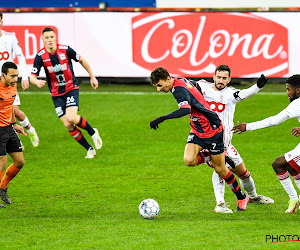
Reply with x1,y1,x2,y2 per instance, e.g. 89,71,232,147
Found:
31,44,80,96
0,80,17,126
283,98,300,122
172,78,223,138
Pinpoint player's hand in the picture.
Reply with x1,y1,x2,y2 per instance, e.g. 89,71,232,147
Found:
13,124,27,136
150,116,165,130
21,79,30,91
36,80,47,88
90,77,98,90
291,127,300,137
232,122,247,134
257,74,268,88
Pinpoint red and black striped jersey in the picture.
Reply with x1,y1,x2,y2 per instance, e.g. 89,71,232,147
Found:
31,44,80,96
172,78,223,138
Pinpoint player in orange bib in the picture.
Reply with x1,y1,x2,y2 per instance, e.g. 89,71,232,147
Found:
0,62,26,207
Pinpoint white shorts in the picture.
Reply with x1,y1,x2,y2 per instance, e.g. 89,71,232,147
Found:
284,143,300,172
225,144,243,168
13,92,21,106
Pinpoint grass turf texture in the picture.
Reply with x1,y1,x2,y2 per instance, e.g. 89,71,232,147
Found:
2,83,299,249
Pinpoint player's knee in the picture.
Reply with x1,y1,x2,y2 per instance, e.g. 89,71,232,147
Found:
272,157,284,173
184,155,197,167
65,114,77,124
15,159,25,169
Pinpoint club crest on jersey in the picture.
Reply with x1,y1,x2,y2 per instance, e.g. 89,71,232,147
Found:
59,54,66,60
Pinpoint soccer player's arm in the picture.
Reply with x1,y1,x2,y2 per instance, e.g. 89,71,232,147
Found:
12,36,29,90
232,74,268,102
150,87,191,130
232,110,290,134
30,56,46,88
67,47,98,90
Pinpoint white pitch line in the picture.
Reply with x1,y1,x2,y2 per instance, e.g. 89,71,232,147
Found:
18,91,165,95
18,91,285,95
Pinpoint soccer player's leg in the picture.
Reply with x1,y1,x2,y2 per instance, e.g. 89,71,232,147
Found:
0,130,24,204
211,153,248,212
212,171,233,213
65,89,102,150
227,145,274,204
273,154,299,213
184,142,202,166
53,94,95,158
13,93,39,147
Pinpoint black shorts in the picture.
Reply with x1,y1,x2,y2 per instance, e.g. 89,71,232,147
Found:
186,131,224,155
52,89,79,118
0,125,22,156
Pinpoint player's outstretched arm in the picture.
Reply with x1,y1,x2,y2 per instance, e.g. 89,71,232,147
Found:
79,57,98,90
150,108,190,130
291,127,300,137
234,74,269,102
29,75,47,88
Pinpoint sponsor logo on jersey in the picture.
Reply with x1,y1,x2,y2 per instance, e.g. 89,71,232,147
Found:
47,63,67,73
38,49,46,56
59,45,68,50
59,54,66,60
132,13,288,77
0,51,10,60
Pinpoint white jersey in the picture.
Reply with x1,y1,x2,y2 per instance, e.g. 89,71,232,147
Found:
197,79,261,148
0,30,28,80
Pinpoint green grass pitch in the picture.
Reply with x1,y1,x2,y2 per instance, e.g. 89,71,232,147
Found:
1,83,300,249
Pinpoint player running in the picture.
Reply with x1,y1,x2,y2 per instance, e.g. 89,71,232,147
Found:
0,12,39,148
195,65,274,213
233,74,300,213
30,27,102,159
0,62,27,206
149,67,249,212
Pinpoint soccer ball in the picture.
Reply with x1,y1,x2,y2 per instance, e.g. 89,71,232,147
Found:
139,198,160,219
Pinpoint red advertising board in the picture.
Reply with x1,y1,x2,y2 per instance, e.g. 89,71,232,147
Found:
132,13,288,77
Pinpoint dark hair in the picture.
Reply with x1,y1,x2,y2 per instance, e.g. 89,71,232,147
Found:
2,62,17,74
215,65,231,77
0,12,2,20
42,27,55,34
286,74,300,88
150,67,170,85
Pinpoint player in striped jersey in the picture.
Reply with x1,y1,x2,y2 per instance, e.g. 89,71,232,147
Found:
233,74,300,213
30,27,102,159
149,67,249,212
196,65,274,213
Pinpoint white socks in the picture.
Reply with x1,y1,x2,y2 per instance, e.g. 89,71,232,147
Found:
277,171,298,201
19,116,34,133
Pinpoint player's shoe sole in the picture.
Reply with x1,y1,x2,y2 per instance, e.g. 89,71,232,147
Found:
249,195,274,204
